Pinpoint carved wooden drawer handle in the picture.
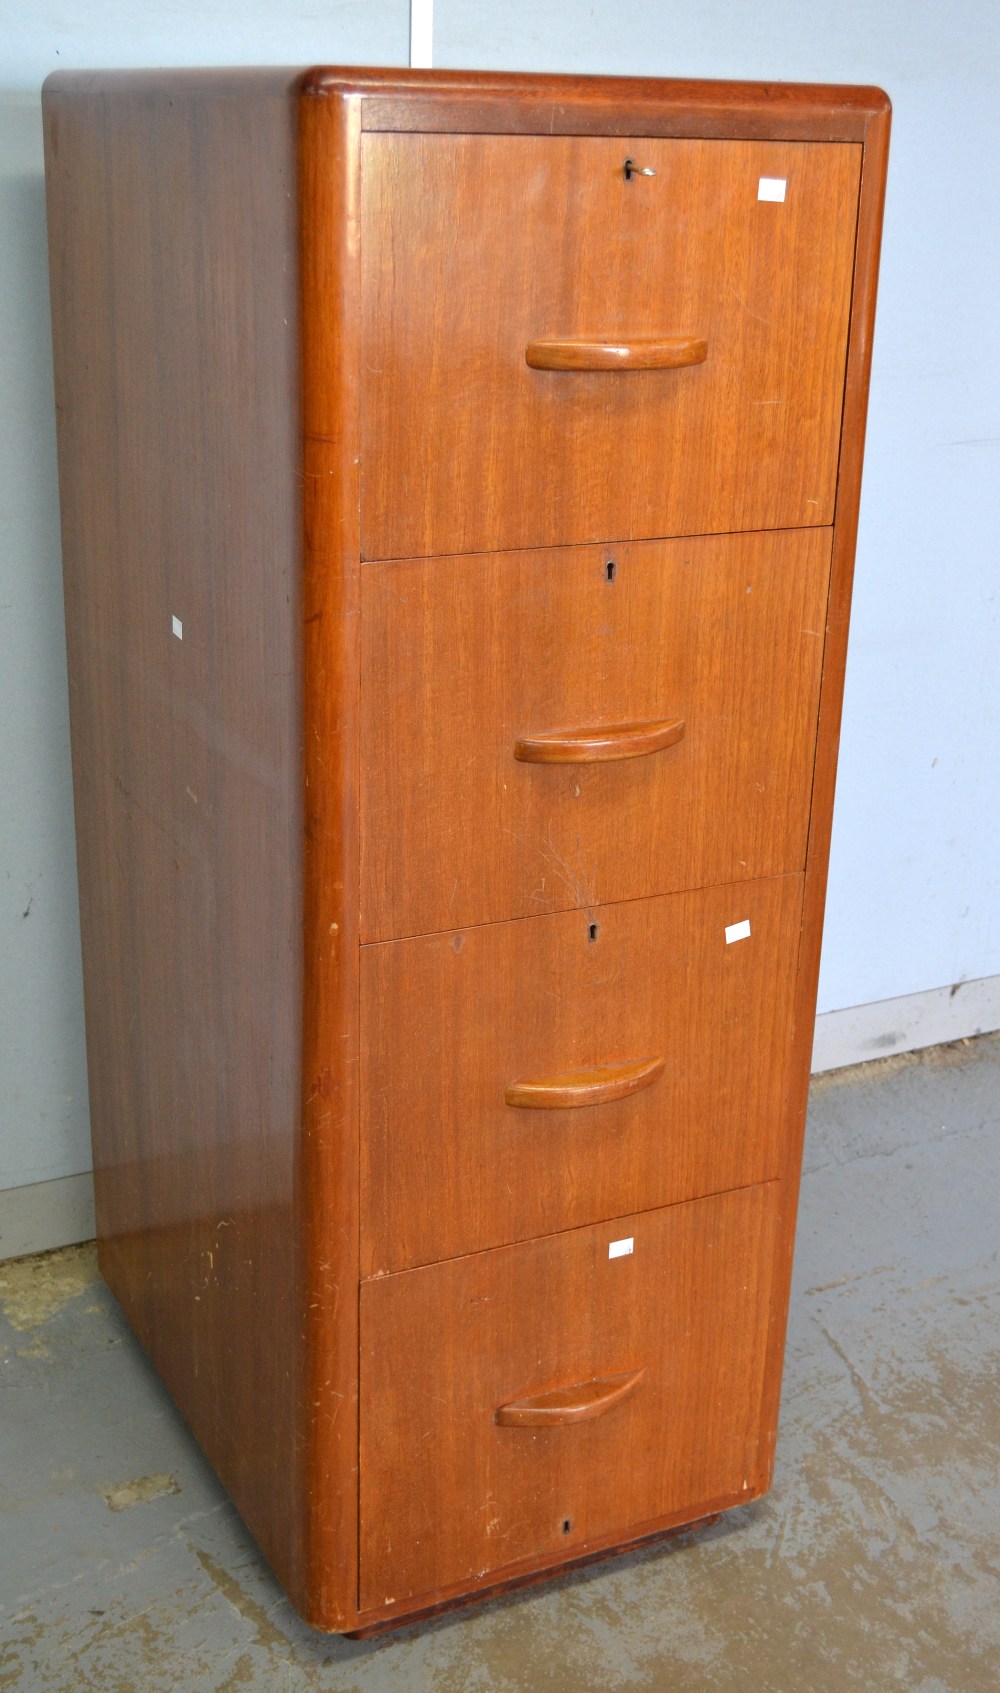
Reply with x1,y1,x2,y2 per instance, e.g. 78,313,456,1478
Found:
505,1055,665,1110
525,336,707,371
514,717,685,764
496,1368,647,1427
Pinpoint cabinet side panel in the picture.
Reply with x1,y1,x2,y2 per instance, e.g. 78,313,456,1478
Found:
43,78,308,1597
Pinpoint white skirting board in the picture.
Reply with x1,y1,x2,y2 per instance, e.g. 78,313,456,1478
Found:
812,972,1000,1072
1,975,998,1262
0,1172,95,1262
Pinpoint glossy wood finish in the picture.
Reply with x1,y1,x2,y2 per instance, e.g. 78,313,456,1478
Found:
495,1368,647,1426
361,133,860,559
346,1511,723,1639
43,72,309,1605
361,529,830,940
361,874,803,1274
504,1054,665,1111
46,66,889,1635
524,335,708,371
360,1183,779,1610
343,69,889,143
513,717,686,764
297,87,364,1629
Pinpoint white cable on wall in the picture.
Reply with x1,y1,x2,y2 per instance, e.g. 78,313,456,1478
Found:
410,0,433,67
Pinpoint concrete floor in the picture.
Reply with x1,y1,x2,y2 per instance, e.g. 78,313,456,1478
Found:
2,1035,999,1692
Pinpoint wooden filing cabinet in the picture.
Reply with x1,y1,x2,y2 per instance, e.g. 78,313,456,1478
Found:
43,67,890,1632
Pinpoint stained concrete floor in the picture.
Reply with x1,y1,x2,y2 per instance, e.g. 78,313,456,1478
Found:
2,1035,999,1692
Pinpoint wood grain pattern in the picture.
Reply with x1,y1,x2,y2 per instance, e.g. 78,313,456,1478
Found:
525,336,708,371
504,1055,665,1110
361,528,831,941
344,69,889,143
361,133,860,560
43,71,308,1603
360,1182,779,1609
297,85,364,1630
45,65,889,1635
513,718,686,764
345,1511,723,1639
495,1368,647,1426
361,874,803,1275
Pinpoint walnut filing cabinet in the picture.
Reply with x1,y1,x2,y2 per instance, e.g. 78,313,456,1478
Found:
42,68,890,1632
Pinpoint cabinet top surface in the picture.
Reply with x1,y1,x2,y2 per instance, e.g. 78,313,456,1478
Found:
42,66,890,139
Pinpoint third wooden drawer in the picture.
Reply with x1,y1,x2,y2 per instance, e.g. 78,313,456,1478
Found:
361,870,803,1275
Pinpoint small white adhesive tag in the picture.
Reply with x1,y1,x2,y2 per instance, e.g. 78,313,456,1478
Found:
172,615,183,640
608,1237,633,1259
758,176,787,202
725,919,752,945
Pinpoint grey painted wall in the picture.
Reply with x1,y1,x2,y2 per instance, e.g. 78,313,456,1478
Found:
1,1,998,1192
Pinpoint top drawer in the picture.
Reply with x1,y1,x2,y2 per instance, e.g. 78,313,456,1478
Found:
360,133,861,560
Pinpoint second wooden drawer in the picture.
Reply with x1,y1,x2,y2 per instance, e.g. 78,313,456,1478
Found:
361,527,830,941
361,871,803,1274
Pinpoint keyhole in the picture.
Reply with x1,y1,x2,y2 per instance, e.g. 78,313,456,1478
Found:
562,1517,573,1534
605,559,617,583
588,922,599,943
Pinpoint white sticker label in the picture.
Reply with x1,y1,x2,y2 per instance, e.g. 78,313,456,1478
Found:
172,615,183,640
758,176,787,202
725,919,752,945
608,1237,634,1259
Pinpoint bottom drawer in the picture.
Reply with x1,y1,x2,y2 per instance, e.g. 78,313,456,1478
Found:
360,1181,779,1610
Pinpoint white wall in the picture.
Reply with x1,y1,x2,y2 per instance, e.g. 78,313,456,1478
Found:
0,91,85,1191
1,1,998,1200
